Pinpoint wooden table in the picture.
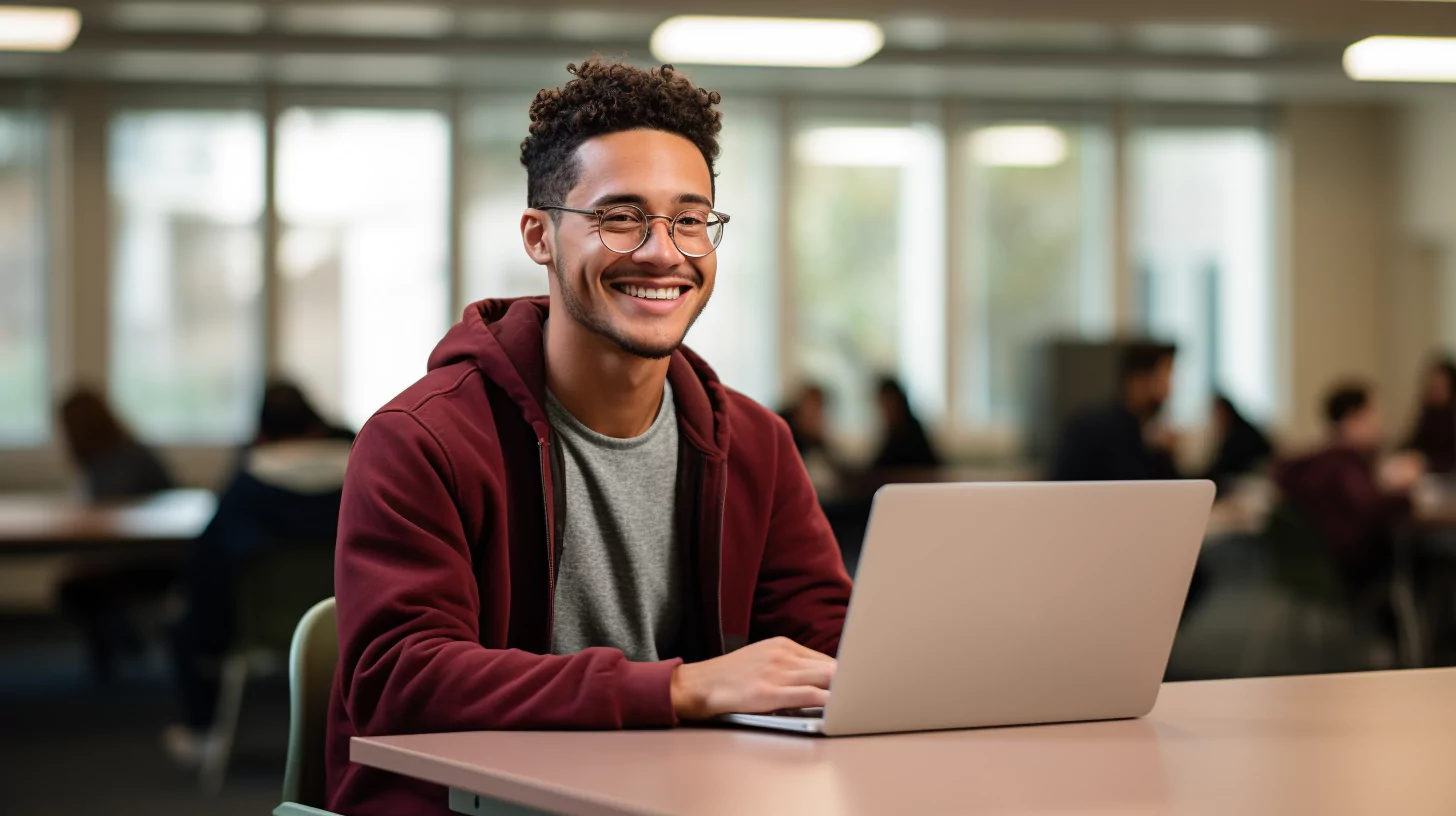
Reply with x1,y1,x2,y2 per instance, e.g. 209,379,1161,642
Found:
0,489,216,555
352,668,1456,816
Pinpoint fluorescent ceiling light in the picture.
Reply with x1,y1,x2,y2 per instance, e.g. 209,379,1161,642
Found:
0,6,81,51
971,125,1068,168
651,16,883,68
1345,36,1456,82
796,127,928,167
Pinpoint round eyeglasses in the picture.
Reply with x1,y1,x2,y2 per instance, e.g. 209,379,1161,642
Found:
536,204,730,258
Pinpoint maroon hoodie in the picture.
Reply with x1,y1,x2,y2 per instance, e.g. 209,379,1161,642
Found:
325,298,853,815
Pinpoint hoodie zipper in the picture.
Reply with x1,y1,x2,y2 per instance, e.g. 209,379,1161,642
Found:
716,485,726,655
538,439,555,642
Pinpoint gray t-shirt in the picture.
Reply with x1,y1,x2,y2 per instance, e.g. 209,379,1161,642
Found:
545,381,683,662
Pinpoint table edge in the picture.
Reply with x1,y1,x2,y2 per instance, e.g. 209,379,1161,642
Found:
351,734,667,816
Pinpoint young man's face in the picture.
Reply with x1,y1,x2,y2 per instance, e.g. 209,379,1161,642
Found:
540,129,717,359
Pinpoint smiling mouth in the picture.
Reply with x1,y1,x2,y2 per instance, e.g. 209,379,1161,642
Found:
610,283,689,301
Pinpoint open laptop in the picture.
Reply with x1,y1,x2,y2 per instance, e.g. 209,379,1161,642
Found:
722,480,1215,736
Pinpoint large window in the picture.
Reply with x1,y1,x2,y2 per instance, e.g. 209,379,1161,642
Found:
1131,125,1276,427
682,98,781,408
109,109,265,442
790,117,946,438
0,109,48,446
460,96,539,306
958,120,1113,431
276,107,450,430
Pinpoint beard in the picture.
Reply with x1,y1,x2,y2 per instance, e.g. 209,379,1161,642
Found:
550,236,710,360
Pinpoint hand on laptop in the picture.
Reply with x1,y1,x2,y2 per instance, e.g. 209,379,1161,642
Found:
670,637,836,720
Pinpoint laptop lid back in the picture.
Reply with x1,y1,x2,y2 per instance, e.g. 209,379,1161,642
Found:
823,480,1214,737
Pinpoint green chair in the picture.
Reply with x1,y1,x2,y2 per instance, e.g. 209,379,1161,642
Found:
200,543,336,796
1241,504,1424,674
274,597,341,816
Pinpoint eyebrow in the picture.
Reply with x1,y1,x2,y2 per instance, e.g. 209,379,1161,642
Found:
588,192,715,209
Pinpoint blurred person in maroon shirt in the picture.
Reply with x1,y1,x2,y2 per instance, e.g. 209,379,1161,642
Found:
1276,382,1425,589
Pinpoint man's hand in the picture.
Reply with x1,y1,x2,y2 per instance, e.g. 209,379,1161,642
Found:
670,637,836,720
1380,451,1426,494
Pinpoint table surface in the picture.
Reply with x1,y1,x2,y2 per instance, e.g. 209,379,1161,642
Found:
0,488,216,553
352,668,1456,816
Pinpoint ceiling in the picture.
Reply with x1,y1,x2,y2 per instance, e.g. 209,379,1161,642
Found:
3,0,1456,101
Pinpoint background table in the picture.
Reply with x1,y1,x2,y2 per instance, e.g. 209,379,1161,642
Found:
0,489,216,556
353,668,1456,816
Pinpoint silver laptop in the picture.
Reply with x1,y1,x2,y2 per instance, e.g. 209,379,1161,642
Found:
722,480,1215,736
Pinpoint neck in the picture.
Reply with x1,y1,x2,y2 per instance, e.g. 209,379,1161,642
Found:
544,314,671,439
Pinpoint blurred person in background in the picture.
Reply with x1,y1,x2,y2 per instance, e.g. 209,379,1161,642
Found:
1276,383,1424,592
57,387,174,500
1050,342,1179,482
870,376,942,472
54,388,178,681
779,384,846,497
163,380,354,766
1403,357,1456,475
1201,393,1276,496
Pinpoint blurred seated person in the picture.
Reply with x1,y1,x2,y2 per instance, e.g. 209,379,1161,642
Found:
54,388,177,680
165,381,354,765
58,388,174,500
1202,393,1275,496
779,384,846,496
1050,342,1179,482
871,377,942,472
1276,383,1423,591
1404,357,1456,475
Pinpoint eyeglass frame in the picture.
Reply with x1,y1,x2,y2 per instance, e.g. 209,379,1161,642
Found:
535,203,731,258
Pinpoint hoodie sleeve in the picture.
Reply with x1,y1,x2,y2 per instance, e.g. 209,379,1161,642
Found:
335,409,680,736
748,417,854,656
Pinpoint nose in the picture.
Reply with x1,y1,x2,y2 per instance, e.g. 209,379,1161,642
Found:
630,217,686,268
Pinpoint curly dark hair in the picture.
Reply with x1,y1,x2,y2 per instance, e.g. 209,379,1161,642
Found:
520,58,723,210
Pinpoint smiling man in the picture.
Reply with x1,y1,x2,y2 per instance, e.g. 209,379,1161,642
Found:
325,59,853,815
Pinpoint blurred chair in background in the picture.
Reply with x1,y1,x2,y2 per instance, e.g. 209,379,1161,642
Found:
1403,357,1456,475
54,387,179,681
165,380,352,774
1239,502,1421,674
1201,393,1276,497
870,376,941,473
1048,342,1179,482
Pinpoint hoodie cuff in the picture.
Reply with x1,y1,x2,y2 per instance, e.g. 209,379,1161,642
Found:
617,657,683,728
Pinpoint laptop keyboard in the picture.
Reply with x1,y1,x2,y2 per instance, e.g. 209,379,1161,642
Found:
771,707,826,718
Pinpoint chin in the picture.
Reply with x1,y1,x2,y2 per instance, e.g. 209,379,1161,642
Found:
609,329,687,360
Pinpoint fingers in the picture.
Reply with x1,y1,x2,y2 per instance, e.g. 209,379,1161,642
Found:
770,685,830,712
781,663,836,690
771,636,837,665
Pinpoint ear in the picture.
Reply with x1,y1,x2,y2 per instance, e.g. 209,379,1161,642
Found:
521,209,555,266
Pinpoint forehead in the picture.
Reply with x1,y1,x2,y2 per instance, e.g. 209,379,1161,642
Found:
568,129,713,205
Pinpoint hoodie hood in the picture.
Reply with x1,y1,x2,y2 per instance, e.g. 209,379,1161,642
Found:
427,297,730,459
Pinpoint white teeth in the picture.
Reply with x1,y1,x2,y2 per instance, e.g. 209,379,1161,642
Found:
620,285,680,301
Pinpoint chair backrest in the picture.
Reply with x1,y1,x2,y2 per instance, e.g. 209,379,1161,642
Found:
1261,503,1344,603
236,543,336,654
281,597,338,808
